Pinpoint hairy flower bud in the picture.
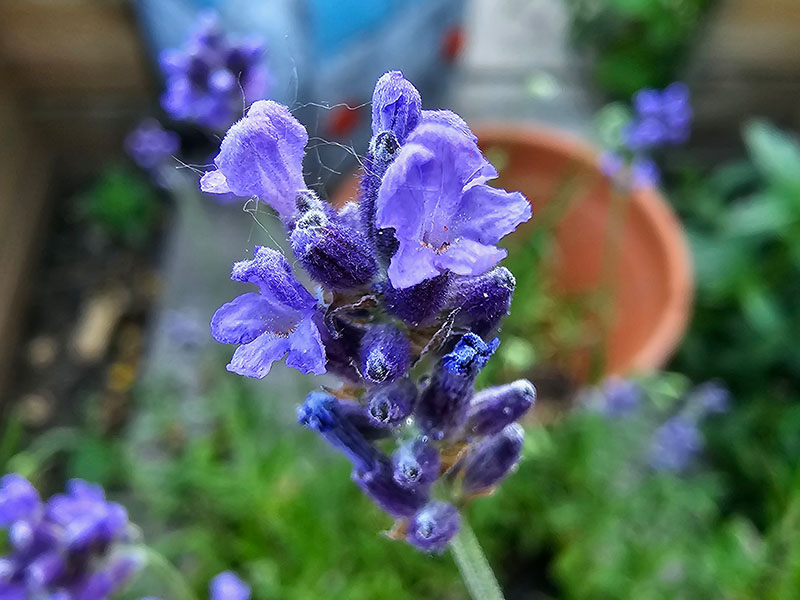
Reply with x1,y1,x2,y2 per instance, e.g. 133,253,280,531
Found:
392,440,441,491
290,207,377,290
407,502,460,553
449,267,515,337
416,333,499,440
380,274,451,327
298,392,383,472
466,379,535,436
367,379,417,427
352,461,428,517
460,424,524,493
359,325,411,384
371,71,422,144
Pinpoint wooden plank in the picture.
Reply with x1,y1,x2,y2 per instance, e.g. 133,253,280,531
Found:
0,86,53,400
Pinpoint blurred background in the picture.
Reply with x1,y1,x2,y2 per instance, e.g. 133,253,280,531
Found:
2,0,800,598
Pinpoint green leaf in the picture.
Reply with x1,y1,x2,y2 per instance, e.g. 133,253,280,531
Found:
724,193,794,238
743,120,800,192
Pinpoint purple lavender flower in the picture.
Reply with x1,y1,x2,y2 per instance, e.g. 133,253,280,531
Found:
160,12,268,130
125,119,180,170
375,121,531,289
693,382,731,415
210,246,326,378
631,156,661,187
597,377,642,417
210,571,251,600
624,82,692,151
0,475,140,600
200,100,308,218
407,502,460,553
649,416,703,472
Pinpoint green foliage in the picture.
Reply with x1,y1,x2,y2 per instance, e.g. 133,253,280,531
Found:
80,166,161,246
671,121,800,397
563,0,713,97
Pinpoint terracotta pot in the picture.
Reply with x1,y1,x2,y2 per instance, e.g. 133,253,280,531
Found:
331,125,693,379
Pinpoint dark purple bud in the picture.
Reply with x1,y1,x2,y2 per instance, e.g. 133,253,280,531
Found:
392,440,441,491
416,333,500,440
298,392,383,472
449,267,515,337
360,133,400,256
352,460,428,517
466,379,535,436
359,325,411,384
290,209,377,290
407,502,460,553
380,273,451,327
318,316,364,383
460,424,524,493
367,379,417,427
371,71,422,144
0,474,40,526
336,400,392,440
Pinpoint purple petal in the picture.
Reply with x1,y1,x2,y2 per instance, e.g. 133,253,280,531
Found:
227,332,291,379
230,246,317,312
386,242,440,289
285,316,327,375
435,239,507,277
210,100,308,218
210,292,276,345
456,185,531,245
200,170,233,194
420,109,477,143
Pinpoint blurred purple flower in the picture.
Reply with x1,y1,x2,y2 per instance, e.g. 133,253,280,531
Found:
649,416,703,472
160,12,268,130
624,82,692,151
210,571,250,600
125,119,179,170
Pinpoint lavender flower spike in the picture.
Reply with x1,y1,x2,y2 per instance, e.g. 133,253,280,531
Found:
200,100,308,218
407,502,460,553
211,246,326,378
376,121,531,289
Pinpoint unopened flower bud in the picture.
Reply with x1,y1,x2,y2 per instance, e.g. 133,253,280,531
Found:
371,71,422,144
460,424,524,493
360,325,411,384
352,461,428,518
392,440,440,491
407,502,460,553
449,267,515,337
380,274,451,327
367,379,417,427
466,379,535,436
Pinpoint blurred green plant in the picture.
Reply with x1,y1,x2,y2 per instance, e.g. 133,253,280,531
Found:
671,121,800,397
562,0,713,98
79,166,161,246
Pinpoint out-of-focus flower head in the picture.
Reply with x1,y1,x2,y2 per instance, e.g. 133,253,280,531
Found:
0,475,142,600
125,119,180,170
160,11,268,130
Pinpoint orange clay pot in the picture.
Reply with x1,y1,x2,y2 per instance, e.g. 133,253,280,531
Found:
331,125,693,380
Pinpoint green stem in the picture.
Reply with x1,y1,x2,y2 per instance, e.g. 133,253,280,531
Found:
451,520,506,600
141,547,199,600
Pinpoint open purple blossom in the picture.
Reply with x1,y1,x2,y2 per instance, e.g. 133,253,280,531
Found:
125,119,179,170
376,122,531,289
200,100,308,217
210,246,325,378
0,475,141,600
160,12,268,130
